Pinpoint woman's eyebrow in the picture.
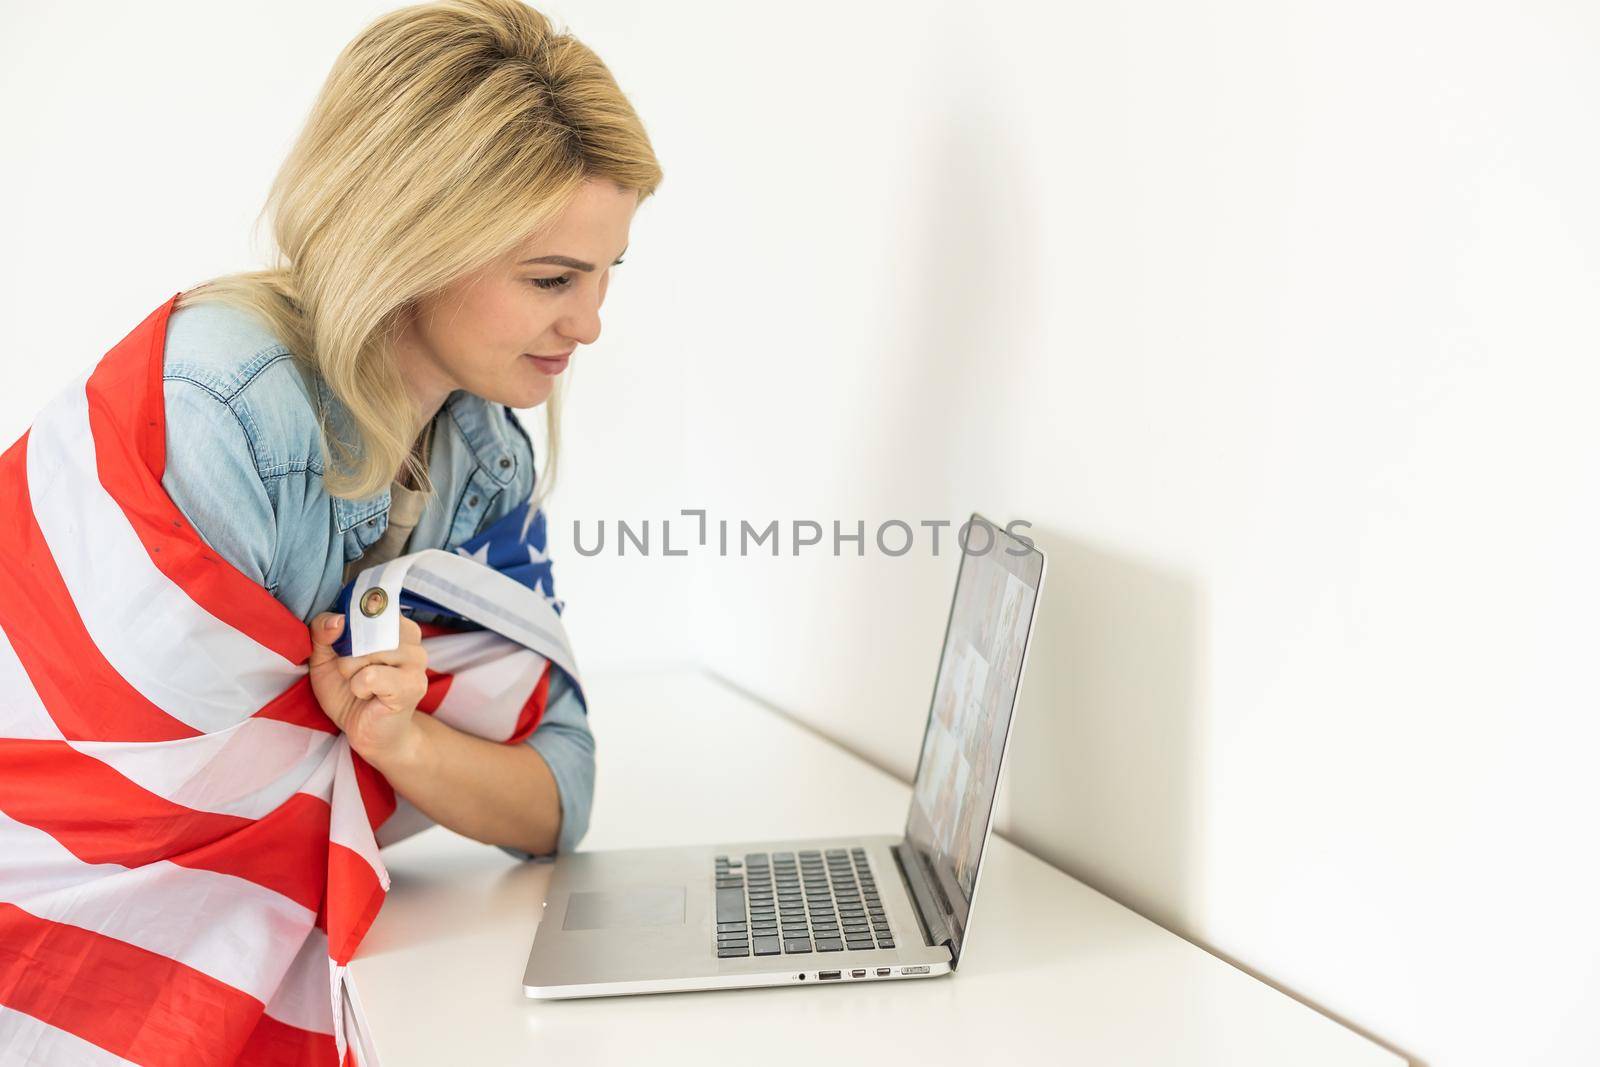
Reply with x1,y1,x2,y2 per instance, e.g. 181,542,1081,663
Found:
521,254,594,271
519,245,629,272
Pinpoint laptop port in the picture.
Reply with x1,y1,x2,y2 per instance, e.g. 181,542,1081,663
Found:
876,968,891,976
818,970,841,981
850,969,866,978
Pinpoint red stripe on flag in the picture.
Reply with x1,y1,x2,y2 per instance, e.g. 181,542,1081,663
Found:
83,293,311,667
252,674,340,734
416,620,462,641
351,749,398,838
237,1010,340,1067
0,901,267,1067
417,667,454,714
507,663,552,745
0,739,329,913
325,842,387,966
0,430,201,744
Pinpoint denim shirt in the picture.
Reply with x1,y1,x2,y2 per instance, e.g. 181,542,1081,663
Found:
158,298,592,859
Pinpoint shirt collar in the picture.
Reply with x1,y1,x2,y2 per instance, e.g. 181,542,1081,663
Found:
315,372,522,533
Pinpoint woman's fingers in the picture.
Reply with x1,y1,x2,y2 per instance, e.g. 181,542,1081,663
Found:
334,632,428,679
350,663,426,705
308,613,345,669
307,607,426,686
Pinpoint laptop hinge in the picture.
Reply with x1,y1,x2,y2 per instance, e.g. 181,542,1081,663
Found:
891,841,953,956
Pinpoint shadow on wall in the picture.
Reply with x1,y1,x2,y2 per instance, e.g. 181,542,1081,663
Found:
996,522,1209,939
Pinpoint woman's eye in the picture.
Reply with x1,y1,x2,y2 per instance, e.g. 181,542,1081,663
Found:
529,260,623,292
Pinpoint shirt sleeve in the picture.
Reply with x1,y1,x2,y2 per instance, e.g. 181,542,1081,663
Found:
159,376,279,591
499,666,595,861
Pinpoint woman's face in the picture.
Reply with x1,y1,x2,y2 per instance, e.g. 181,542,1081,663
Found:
393,178,640,419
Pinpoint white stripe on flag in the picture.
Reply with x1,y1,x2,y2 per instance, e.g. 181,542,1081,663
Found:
0,623,63,740
25,379,304,733
262,924,336,1037
329,740,388,892
418,629,523,674
0,1006,139,1067
2,623,339,821
0,809,316,1004
71,719,338,821
433,644,545,738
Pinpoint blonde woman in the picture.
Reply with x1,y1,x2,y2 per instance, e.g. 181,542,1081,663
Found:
162,0,659,860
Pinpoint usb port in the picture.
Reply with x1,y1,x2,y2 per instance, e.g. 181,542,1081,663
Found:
850,969,866,978
818,970,841,981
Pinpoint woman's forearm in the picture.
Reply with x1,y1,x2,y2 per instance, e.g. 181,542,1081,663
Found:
367,711,562,856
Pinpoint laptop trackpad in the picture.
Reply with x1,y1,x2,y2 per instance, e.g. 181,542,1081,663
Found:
561,886,686,931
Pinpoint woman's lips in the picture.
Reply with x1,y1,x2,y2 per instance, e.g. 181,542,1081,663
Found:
524,352,570,375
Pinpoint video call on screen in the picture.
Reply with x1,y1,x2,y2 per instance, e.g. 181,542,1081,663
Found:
907,521,1041,912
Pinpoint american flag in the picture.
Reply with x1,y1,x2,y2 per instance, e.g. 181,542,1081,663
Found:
0,293,582,1066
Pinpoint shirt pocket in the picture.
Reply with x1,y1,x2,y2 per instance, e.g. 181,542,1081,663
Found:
336,499,391,565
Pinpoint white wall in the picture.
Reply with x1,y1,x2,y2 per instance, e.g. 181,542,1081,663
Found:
643,3,1600,1065
5,3,1597,1065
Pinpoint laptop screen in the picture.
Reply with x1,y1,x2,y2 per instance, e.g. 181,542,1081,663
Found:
903,514,1044,965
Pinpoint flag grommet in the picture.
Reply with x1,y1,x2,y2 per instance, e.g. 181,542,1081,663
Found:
359,587,388,618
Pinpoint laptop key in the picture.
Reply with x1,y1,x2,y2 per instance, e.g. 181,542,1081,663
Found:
814,938,844,951
752,936,782,956
783,938,812,953
718,946,750,958
716,888,746,924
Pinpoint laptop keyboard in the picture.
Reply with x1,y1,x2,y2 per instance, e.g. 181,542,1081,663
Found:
714,847,896,958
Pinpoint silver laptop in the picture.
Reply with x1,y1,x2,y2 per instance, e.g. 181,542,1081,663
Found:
522,512,1046,998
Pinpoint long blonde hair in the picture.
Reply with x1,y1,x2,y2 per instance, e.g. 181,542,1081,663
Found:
179,0,661,508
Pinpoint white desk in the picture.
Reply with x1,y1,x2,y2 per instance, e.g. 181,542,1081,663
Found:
348,669,1403,1066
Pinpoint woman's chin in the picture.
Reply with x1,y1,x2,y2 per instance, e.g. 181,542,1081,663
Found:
507,378,555,410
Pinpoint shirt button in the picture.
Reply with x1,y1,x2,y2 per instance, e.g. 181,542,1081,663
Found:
498,457,511,469
366,518,376,527
468,494,479,507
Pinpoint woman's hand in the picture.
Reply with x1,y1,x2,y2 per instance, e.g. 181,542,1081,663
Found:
308,611,429,767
